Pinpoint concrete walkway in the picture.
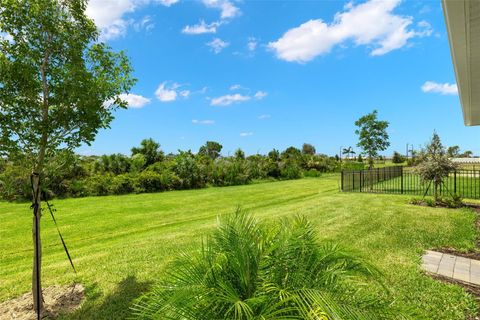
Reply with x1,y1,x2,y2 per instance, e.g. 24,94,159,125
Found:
422,250,480,285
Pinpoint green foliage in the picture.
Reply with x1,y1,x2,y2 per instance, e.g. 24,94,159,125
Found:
392,151,405,164
133,210,396,319
415,133,456,201
302,143,316,155
0,142,348,200
131,139,164,167
173,151,205,189
111,174,137,195
0,0,135,169
280,160,303,179
234,148,245,160
447,146,460,158
198,141,223,160
355,110,390,169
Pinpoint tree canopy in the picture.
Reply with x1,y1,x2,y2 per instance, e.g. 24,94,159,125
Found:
355,110,390,168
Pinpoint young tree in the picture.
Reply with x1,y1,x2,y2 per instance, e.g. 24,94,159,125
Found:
415,132,456,202
355,110,390,169
0,0,135,315
131,138,164,167
198,141,223,160
302,143,316,155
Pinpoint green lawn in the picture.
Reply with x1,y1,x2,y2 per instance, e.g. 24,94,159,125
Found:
0,174,478,319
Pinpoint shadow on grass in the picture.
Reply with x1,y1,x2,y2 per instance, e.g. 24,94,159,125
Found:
65,275,152,319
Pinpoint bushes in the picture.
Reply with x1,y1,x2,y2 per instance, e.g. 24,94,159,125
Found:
133,211,397,319
1,143,342,200
111,174,137,194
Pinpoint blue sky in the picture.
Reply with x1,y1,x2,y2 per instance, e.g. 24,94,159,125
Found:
81,0,480,157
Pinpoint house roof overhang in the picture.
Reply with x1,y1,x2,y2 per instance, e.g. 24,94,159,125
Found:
442,0,480,126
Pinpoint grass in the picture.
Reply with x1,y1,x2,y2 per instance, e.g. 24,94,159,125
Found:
0,174,478,319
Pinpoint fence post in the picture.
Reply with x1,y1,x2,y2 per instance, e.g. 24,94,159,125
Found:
401,166,404,194
360,170,363,192
341,170,344,191
454,170,457,194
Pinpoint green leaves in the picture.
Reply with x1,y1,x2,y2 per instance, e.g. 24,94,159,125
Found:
0,0,135,168
355,110,390,168
132,211,401,319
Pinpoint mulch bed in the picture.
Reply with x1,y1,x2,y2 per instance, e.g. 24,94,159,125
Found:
0,284,84,320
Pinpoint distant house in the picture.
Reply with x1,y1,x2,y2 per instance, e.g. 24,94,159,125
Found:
442,0,480,126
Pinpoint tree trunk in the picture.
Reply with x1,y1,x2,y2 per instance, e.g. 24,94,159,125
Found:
31,173,43,317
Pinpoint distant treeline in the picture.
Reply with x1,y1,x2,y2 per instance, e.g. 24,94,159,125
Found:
0,139,365,201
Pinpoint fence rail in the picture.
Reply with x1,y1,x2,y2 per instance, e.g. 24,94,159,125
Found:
341,166,480,199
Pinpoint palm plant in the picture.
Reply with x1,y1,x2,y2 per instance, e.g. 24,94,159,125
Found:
132,210,401,319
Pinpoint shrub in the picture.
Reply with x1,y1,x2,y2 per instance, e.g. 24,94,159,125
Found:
133,211,397,319
280,161,302,180
84,174,113,196
0,164,30,201
392,151,405,164
110,174,137,195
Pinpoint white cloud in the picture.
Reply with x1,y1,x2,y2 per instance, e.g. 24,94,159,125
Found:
258,114,271,120
268,0,432,63
211,93,250,106
156,0,179,7
421,81,458,95
133,15,155,32
240,132,253,137
86,0,177,41
119,93,151,108
202,0,240,19
207,38,229,53
155,82,179,102
180,90,191,98
247,37,257,51
254,91,268,100
229,84,242,90
192,119,215,125
182,20,221,34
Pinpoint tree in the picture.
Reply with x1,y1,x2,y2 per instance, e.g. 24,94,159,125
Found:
131,138,164,167
234,148,245,160
355,110,390,169
0,0,135,314
281,146,302,159
392,151,405,164
302,143,316,155
447,145,460,158
462,150,473,158
342,146,355,160
415,132,456,202
268,148,280,161
198,141,222,160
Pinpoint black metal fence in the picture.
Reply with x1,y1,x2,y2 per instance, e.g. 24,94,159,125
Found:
341,166,480,199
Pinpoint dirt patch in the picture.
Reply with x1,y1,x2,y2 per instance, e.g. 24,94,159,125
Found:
0,284,84,320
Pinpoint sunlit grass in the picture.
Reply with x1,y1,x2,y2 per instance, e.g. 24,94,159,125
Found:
0,174,477,319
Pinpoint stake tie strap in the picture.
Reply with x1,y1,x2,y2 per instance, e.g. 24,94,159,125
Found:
29,172,76,274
